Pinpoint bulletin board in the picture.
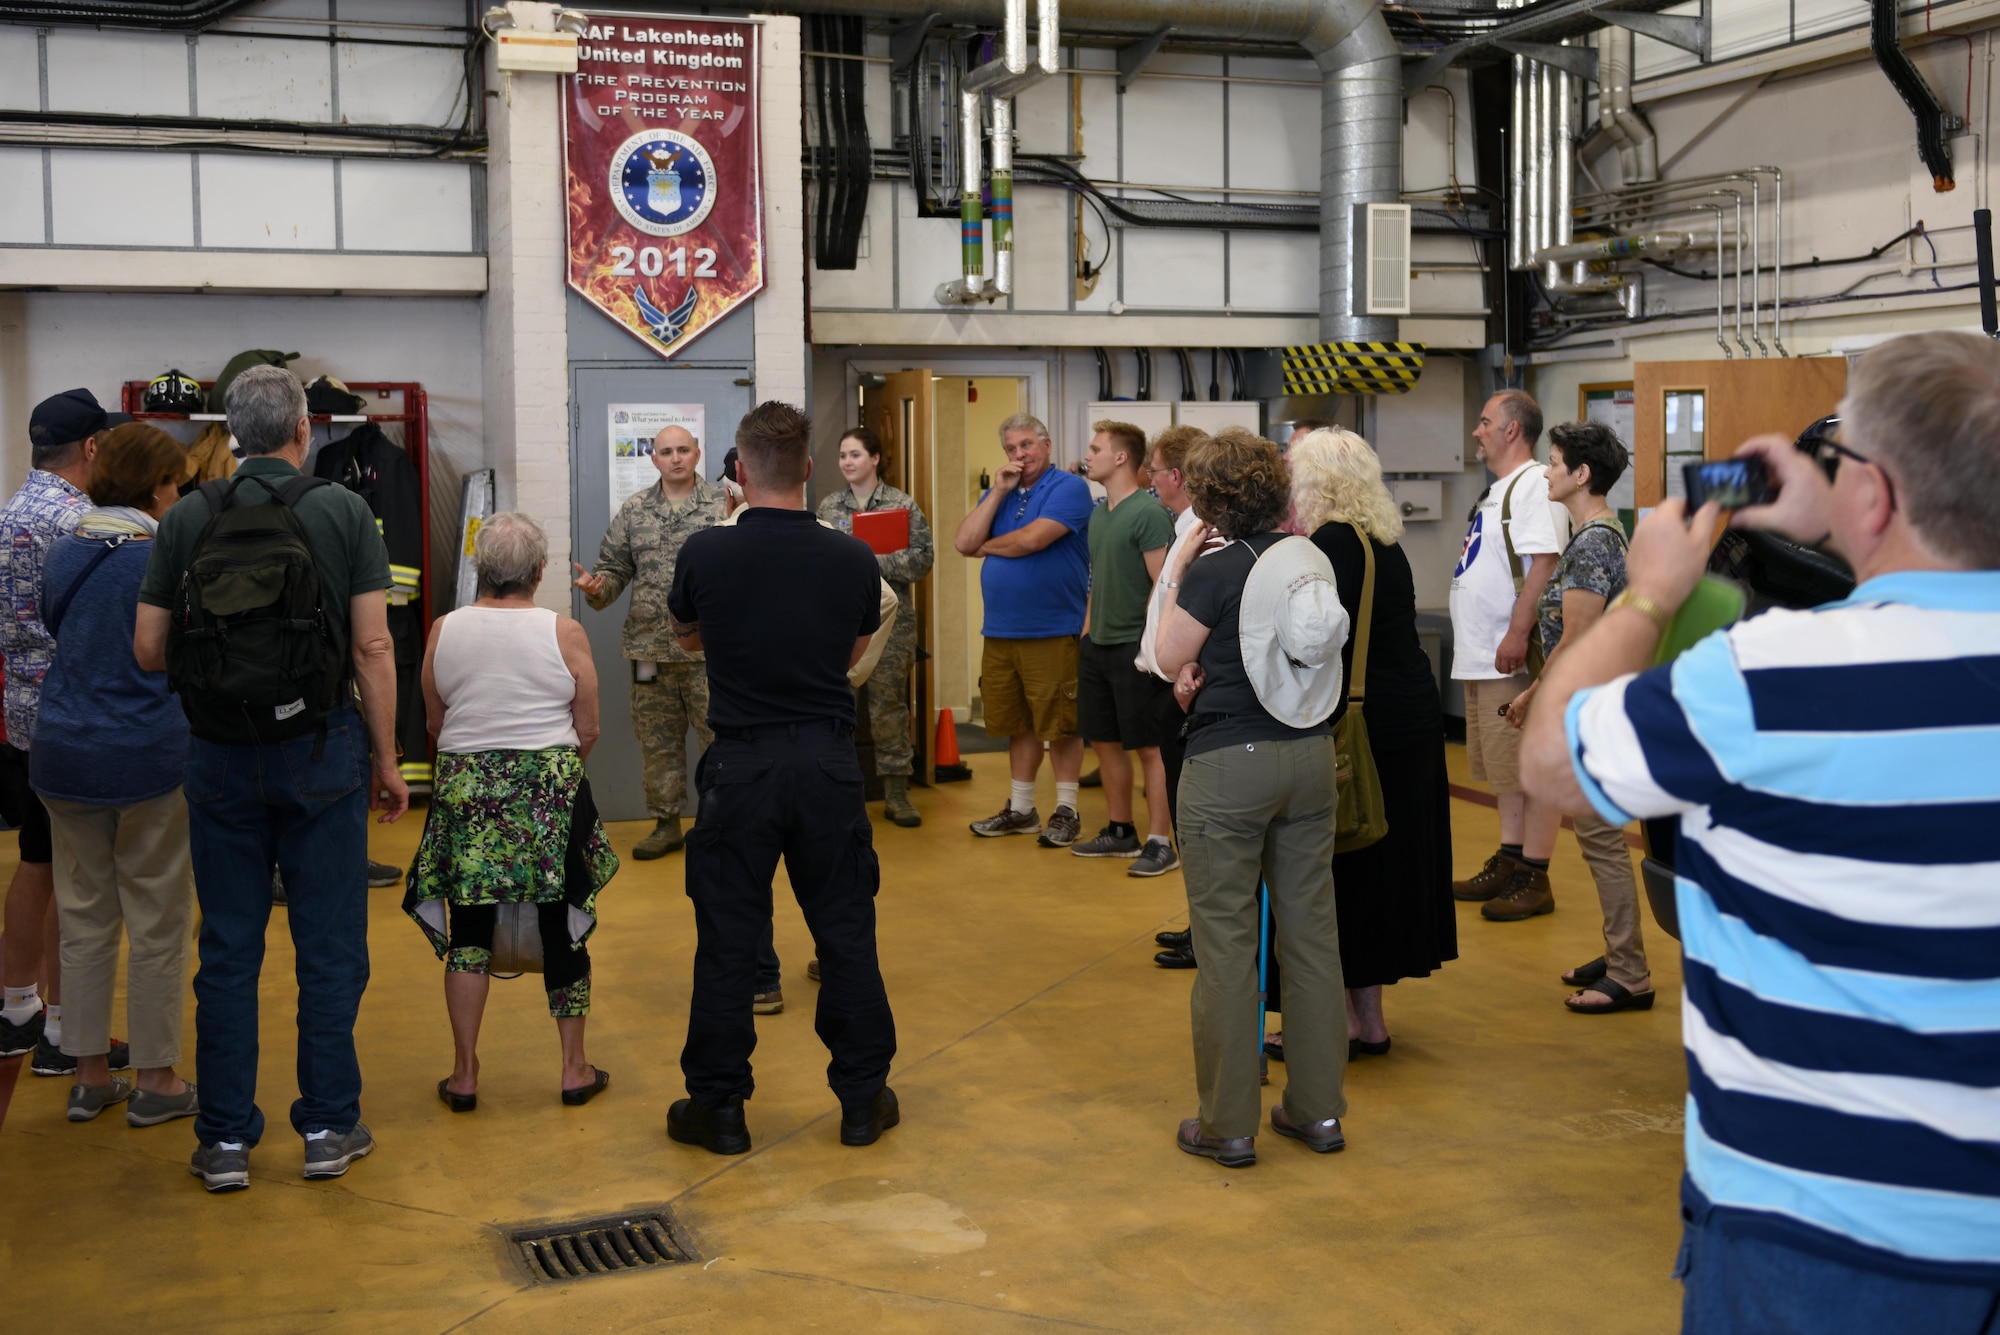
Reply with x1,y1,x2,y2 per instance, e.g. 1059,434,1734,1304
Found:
1578,381,1638,524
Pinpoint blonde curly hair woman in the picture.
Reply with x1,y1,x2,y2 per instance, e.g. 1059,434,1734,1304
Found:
1262,428,1456,1067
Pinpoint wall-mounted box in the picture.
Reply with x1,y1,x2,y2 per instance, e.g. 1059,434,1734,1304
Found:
497,30,579,74
1370,355,1465,474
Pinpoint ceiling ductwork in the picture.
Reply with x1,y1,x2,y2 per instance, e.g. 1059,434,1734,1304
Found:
0,0,260,27
780,0,1403,343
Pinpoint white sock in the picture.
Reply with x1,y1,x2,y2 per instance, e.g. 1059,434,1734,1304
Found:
42,1003,62,1047
1,985,39,1027
305,1129,331,1141
1055,782,1080,813
1009,780,1037,814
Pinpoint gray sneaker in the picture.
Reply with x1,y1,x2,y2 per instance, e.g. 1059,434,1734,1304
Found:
970,804,1040,837
127,1081,200,1127
190,1141,251,1193
67,1077,133,1122
1071,825,1143,858
1037,805,1083,848
1127,839,1181,877
303,1123,375,1179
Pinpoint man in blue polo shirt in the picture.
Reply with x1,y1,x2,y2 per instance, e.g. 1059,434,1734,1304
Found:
952,412,1095,847
1522,329,2000,1333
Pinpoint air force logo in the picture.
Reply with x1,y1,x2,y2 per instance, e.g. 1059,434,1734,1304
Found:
1455,513,1483,578
610,130,717,238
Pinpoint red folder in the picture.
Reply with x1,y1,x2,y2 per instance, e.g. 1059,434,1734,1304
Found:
853,508,910,555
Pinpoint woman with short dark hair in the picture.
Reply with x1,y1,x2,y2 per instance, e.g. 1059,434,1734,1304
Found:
406,512,621,1109
1154,429,1350,1168
1505,420,1654,1012
34,422,197,1125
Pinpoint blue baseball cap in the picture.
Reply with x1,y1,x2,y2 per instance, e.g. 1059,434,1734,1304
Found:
28,388,131,450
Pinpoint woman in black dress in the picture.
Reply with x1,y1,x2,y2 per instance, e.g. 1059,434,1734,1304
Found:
1283,427,1456,1054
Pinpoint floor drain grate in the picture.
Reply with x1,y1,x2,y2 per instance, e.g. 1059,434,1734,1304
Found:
508,1210,698,1283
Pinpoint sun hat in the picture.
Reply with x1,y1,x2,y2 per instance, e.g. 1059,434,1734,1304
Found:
1239,535,1350,729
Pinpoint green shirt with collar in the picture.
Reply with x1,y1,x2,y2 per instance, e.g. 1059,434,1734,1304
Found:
138,456,393,618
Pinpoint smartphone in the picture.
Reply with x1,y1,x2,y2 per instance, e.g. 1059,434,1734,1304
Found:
1683,457,1772,511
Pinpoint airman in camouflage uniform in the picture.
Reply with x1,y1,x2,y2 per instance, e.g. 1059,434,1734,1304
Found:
818,476,935,825
574,426,727,858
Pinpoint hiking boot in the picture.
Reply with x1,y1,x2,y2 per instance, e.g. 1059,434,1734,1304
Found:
1071,825,1142,858
633,817,684,860
1452,850,1519,901
1037,805,1082,848
753,989,784,1015
882,776,922,828
32,1036,129,1077
67,1077,133,1122
970,804,1040,837
1127,839,1180,877
1482,862,1555,921
127,1082,200,1127
0,1007,43,1058
303,1124,375,1179
190,1141,251,1193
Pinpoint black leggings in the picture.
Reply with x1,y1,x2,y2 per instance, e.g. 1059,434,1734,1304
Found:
446,901,591,1012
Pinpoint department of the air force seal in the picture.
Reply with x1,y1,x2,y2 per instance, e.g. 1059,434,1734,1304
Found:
610,129,716,238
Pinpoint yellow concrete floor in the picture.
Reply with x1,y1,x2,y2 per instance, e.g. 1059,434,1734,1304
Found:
0,749,1687,1333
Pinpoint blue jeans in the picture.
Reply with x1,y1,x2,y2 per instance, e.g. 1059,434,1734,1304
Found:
1678,1187,2000,1334
186,707,370,1148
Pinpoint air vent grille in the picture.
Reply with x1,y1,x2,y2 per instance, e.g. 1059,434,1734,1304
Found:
1366,202,1412,316
508,1211,698,1283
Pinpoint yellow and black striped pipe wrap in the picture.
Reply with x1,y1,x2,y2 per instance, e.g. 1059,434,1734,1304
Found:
1280,342,1426,395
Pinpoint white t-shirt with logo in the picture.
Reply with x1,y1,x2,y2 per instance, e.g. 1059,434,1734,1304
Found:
1449,459,1567,680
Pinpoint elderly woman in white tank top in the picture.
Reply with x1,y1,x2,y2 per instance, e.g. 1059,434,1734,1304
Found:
403,512,620,1111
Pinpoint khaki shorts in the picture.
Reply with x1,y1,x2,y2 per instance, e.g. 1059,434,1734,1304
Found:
981,636,1079,742
1464,674,1530,793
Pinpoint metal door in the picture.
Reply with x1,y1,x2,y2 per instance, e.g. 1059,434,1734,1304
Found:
570,363,750,822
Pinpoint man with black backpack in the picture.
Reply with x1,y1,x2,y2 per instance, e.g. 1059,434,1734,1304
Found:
134,365,407,1194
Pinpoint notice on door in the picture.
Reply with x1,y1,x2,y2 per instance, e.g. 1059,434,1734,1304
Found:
564,17,763,360
608,403,705,511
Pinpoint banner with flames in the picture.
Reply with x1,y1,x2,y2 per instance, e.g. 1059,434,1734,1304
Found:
563,17,763,358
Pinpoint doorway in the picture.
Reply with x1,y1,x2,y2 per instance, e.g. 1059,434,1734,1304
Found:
931,375,1026,727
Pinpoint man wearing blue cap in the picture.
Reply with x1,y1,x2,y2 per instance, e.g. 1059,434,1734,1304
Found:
0,389,128,1076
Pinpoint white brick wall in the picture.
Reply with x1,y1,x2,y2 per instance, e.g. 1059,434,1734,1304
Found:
480,2,573,612
752,14,808,413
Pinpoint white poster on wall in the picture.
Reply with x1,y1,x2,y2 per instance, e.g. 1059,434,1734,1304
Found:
607,403,706,512
1583,386,1638,513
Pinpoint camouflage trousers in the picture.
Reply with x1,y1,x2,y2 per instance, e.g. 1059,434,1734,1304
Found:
631,662,713,818
863,617,916,778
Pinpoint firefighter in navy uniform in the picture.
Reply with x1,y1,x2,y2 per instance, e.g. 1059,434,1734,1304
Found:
663,402,900,1156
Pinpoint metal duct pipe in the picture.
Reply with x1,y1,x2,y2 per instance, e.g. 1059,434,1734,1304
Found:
1536,231,1718,264
1598,25,1656,185
1580,170,1780,354
936,91,994,305
963,0,1030,93
991,96,1016,296
1509,55,1528,272
787,0,1398,341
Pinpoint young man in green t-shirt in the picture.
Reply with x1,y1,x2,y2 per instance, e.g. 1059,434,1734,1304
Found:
1074,421,1179,876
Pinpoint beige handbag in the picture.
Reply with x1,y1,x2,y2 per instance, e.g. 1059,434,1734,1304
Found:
489,903,544,975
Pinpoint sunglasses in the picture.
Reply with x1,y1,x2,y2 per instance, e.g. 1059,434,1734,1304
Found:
1812,435,1898,510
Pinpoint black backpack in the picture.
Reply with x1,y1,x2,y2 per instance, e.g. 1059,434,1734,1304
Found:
165,474,349,746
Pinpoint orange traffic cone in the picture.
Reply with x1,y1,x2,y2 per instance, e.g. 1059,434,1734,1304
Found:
934,707,971,782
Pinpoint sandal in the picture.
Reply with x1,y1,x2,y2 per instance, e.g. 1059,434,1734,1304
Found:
1562,956,1608,987
561,1066,611,1105
1565,977,1656,1014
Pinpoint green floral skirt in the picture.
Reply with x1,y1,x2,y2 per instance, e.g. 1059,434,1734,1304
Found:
404,747,619,974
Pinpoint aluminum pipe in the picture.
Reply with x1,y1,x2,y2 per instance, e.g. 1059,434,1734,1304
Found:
1509,55,1528,272
1535,231,1717,264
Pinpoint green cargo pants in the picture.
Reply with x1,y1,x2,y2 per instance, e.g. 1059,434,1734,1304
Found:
1178,732,1347,1140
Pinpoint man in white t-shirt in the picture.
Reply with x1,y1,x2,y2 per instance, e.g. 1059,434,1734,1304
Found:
1448,389,1568,919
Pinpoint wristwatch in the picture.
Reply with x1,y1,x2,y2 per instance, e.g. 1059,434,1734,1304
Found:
1607,588,1674,633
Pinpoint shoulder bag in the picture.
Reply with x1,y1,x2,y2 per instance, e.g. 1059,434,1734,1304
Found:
1499,468,1548,679
1333,523,1389,854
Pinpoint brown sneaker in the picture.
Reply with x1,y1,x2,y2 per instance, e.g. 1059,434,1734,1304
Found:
1037,804,1082,848
1482,861,1555,921
970,804,1040,837
1452,850,1517,901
